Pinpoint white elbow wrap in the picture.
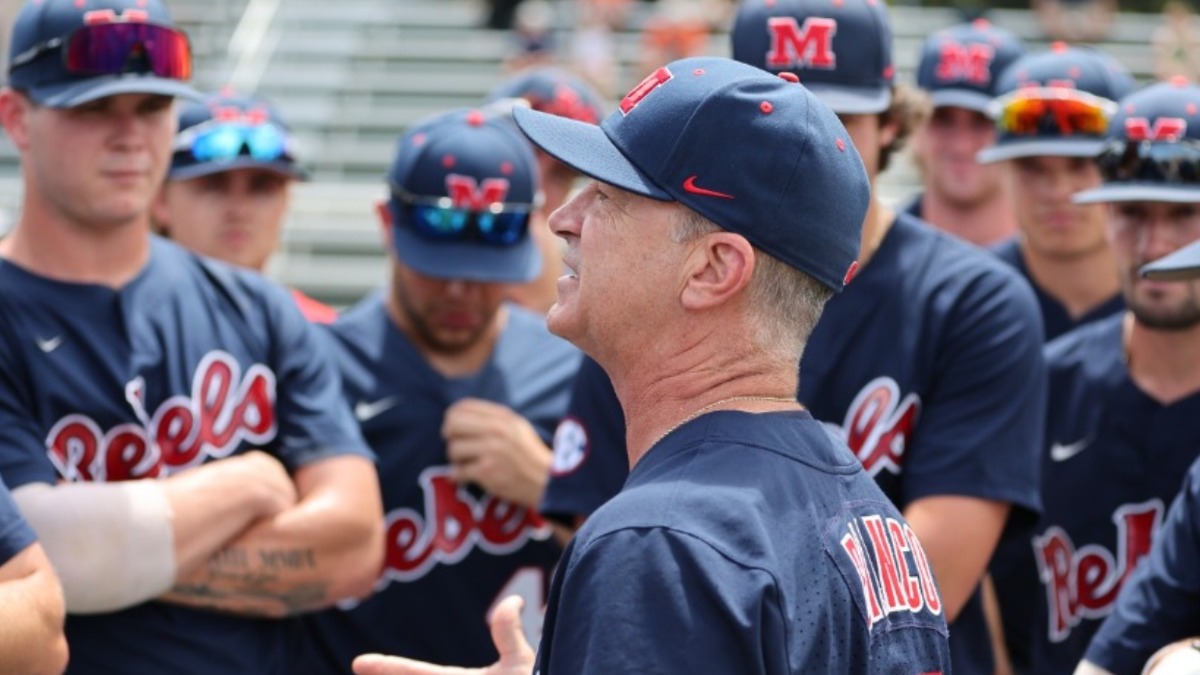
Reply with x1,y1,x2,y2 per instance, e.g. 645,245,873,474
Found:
12,481,176,614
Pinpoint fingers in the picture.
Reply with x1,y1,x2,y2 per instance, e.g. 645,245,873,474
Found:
489,595,537,665
443,399,514,441
352,653,472,675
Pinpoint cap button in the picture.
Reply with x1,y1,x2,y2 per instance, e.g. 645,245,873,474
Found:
778,72,800,84
1171,75,1190,87
466,110,485,127
972,17,991,28
1051,41,1069,53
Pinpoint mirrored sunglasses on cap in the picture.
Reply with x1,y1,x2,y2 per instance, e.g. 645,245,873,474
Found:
991,87,1117,137
8,21,191,80
390,183,533,247
1097,137,1200,184
174,120,293,163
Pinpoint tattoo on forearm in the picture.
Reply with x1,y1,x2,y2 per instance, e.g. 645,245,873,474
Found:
168,547,326,616
259,547,317,570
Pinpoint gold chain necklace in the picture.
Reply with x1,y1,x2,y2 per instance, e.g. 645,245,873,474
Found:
649,395,799,449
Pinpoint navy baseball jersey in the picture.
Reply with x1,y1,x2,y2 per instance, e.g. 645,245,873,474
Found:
0,474,35,567
991,314,1200,675
993,237,1125,342
537,409,951,674
0,237,370,675
297,293,580,672
1084,455,1200,675
544,212,1046,673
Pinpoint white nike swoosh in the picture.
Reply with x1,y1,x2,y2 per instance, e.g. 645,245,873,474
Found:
354,396,400,422
1050,438,1091,462
35,335,63,353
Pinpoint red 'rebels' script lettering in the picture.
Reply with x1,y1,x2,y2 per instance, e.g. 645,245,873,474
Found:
766,17,837,70
1034,500,1163,642
840,377,921,477
381,468,552,584
46,351,277,481
840,514,942,627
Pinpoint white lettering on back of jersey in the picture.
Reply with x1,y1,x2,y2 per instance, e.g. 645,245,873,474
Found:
840,514,942,627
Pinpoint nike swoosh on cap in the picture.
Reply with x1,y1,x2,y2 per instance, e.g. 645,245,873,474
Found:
682,175,735,200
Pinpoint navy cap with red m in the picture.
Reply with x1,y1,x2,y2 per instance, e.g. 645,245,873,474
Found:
916,19,1025,114
731,0,894,115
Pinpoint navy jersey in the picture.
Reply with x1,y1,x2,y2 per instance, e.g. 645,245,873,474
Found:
1084,455,1200,675
991,314,1200,675
993,238,1125,342
543,212,1046,674
299,293,580,672
0,474,35,566
0,237,370,675
536,409,951,674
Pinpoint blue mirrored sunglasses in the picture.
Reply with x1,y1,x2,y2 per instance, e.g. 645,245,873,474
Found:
391,184,532,246
174,121,291,163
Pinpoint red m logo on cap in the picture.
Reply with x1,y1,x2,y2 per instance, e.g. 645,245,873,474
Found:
1125,117,1188,142
83,9,150,24
766,17,837,70
935,43,994,86
446,175,510,211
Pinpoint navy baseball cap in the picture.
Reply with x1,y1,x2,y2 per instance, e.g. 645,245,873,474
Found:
487,67,605,125
978,44,1134,163
512,56,869,292
1142,238,1200,280
7,0,198,108
1074,80,1200,205
169,92,307,182
731,0,893,115
916,19,1025,114
387,107,541,284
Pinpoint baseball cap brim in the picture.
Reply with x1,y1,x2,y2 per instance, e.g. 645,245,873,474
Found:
1073,183,1200,205
388,204,542,284
512,106,672,201
1141,239,1200,281
977,138,1105,164
25,74,201,109
169,157,309,182
929,89,992,114
803,82,891,115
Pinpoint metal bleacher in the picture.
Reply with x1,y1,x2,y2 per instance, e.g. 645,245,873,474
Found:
0,0,1170,308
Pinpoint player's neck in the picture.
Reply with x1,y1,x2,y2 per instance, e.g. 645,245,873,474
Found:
610,341,800,467
1126,313,1200,405
920,190,1017,247
858,198,895,267
1,199,151,288
1020,241,1120,319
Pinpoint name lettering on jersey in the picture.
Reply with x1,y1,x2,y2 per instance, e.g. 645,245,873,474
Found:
1125,118,1188,142
446,175,510,211
839,514,942,627
378,466,551,585
838,377,922,477
46,351,277,482
1033,500,1163,642
935,42,994,86
765,17,837,70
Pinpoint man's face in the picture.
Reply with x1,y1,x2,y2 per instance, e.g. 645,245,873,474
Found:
1008,155,1109,260
153,168,292,271
6,91,176,230
912,106,1003,208
1109,200,1200,330
546,181,688,357
390,259,509,356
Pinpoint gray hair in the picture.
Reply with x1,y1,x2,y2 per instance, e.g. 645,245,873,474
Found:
671,209,834,360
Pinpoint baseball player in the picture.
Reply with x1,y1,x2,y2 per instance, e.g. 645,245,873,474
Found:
990,80,1200,675
295,106,580,673
979,45,1133,342
0,0,384,672
354,54,951,675
907,20,1025,246
0,473,67,674
544,3,1047,674
153,90,337,323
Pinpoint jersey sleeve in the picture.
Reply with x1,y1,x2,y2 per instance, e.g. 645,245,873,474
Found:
1084,459,1200,675
540,357,628,524
540,526,790,675
264,284,372,471
0,475,35,566
0,321,56,488
903,266,1045,524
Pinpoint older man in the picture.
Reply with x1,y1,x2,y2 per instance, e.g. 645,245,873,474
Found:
353,55,951,675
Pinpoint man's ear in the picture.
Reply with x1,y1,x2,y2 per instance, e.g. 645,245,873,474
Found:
376,200,394,251
0,88,33,152
679,231,756,311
